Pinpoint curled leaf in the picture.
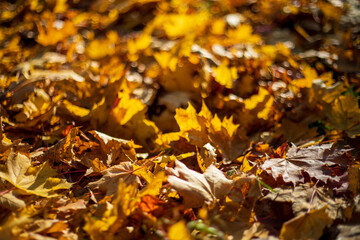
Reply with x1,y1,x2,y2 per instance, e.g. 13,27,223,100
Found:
166,160,232,208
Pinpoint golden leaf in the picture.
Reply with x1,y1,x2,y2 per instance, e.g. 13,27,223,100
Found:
244,87,273,120
280,207,333,240
326,94,360,138
212,60,238,89
227,24,261,44
0,151,72,197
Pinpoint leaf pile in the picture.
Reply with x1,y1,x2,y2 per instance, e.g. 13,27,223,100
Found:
1,0,360,239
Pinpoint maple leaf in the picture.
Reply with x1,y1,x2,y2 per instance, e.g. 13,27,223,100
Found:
0,188,25,210
166,160,233,208
167,102,242,164
56,199,87,213
88,162,140,196
37,127,79,167
243,87,274,121
226,23,261,44
261,143,351,191
291,65,318,89
0,0,358,239
280,207,333,240
212,60,238,89
0,150,72,197
60,99,90,120
154,51,178,71
326,94,360,138
90,130,139,166
258,184,350,221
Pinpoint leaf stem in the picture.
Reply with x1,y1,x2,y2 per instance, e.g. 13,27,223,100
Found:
307,180,320,213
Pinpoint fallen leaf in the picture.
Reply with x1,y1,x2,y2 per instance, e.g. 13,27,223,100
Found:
0,189,25,210
56,199,87,213
280,207,333,240
88,162,140,196
166,160,233,208
212,60,238,89
0,150,72,197
261,143,351,191
326,94,360,138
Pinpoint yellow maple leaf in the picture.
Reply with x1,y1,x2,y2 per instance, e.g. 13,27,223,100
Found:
227,24,261,45
139,171,167,197
212,60,238,89
244,87,274,120
276,42,291,57
210,115,239,139
173,102,241,163
154,51,178,71
114,180,140,217
291,65,318,89
236,153,253,173
83,202,118,240
110,89,147,126
54,0,68,13
175,103,203,133
0,150,72,197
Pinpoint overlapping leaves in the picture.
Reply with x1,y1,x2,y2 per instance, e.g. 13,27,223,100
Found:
1,0,360,239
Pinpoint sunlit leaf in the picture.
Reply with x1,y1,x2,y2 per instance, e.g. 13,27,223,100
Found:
0,151,72,197
280,207,333,240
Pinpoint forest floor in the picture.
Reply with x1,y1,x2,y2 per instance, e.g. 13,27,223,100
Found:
0,0,360,239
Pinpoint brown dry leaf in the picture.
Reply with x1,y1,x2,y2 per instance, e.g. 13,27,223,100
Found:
242,222,269,240
166,160,233,208
279,207,333,240
90,130,139,166
56,199,87,213
88,162,140,196
258,184,350,221
261,143,351,191
37,127,79,167
0,189,25,211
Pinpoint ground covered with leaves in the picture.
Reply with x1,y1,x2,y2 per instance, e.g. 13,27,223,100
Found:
1,0,360,239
